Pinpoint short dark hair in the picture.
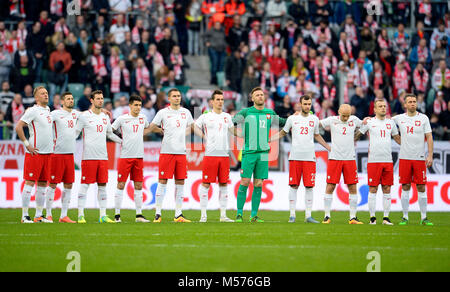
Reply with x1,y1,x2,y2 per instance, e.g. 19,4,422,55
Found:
404,94,417,102
250,87,264,97
211,90,223,100
129,94,142,105
167,88,181,97
61,92,73,100
91,90,103,100
299,95,311,103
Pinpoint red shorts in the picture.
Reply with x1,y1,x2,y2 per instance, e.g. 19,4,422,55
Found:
367,162,393,187
326,160,358,185
202,156,230,184
49,154,75,184
289,160,316,187
399,159,427,185
117,158,144,182
158,154,187,180
81,160,108,184
23,153,50,182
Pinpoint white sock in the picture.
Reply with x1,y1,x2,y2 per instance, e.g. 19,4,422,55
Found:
199,185,209,218
219,185,228,218
78,183,89,217
155,183,167,215
289,187,298,217
98,185,107,217
324,193,333,218
21,184,33,217
175,184,184,218
349,194,358,219
45,187,55,217
61,188,71,218
135,189,143,215
304,187,314,218
401,189,410,219
115,188,124,215
368,192,377,217
35,186,46,218
418,191,427,220
383,193,391,218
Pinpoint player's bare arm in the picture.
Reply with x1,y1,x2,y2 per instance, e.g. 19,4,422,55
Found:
393,134,401,145
354,130,363,141
269,129,287,142
15,120,39,155
228,126,243,137
192,123,205,139
426,132,433,168
314,134,331,151
144,122,163,135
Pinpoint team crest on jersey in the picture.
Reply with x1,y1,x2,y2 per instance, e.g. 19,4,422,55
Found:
415,121,421,126
181,113,186,119
224,117,228,123
139,117,144,124
103,118,107,125
348,121,354,127
309,121,314,127
386,124,391,129
266,114,271,119
72,113,77,119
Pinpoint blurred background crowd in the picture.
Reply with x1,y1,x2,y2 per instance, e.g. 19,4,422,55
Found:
0,0,449,142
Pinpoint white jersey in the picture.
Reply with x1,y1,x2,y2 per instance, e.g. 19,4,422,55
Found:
112,113,149,158
76,110,114,160
151,107,194,154
359,117,399,163
20,105,53,154
320,115,362,161
393,112,432,161
283,113,319,161
195,111,233,157
51,109,81,154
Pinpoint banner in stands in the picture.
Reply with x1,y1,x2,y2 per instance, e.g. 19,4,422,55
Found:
1,170,449,212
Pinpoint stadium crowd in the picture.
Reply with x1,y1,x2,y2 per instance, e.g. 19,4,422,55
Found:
0,0,449,142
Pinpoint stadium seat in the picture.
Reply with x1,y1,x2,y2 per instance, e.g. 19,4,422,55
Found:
68,83,84,103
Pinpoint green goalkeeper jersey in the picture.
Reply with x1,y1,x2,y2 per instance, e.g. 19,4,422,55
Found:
232,106,286,155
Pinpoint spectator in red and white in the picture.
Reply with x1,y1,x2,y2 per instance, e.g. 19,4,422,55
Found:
6,30,22,55
353,58,369,93
0,22,10,45
393,56,410,98
168,45,185,84
377,28,392,52
315,18,332,46
110,14,130,45
432,59,450,91
322,75,337,104
266,0,286,18
430,20,449,51
111,59,131,101
276,70,296,101
268,46,287,79
295,70,318,98
316,98,335,120
409,38,432,71
260,62,276,94
369,60,389,98
266,20,281,47
416,0,432,27
280,19,300,51
261,34,273,59
109,0,132,13
413,62,430,94
135,57,151,90
433,91,447,115
5,93,25,139
338,31,354,61
145,43,165,81
393,23,410,55
248,20,263,52
323,47,337,75
152,16,166,44
9,0,26,20
316,34,329,56
54,16,70,38
363,14,378,35
16,20,27,44
131,18,145,44
342,14,358,47
90,42,108,88
108,46,121,72
301,20,317,45
295,36,308,63
312,55,328,89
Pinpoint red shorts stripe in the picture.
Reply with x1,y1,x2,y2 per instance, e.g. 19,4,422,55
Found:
326,160,358,185
367,162,393,186
49,154,75,184
288,160,316,187
23,153,50,182
399,159,427,185
158,154,187,180
117,158,144,182
81,160,108,184
202,156,230,184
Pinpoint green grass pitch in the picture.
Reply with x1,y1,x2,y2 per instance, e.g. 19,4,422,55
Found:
0,209,449,272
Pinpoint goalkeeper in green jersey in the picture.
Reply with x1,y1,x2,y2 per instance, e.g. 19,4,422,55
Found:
232,87,286,222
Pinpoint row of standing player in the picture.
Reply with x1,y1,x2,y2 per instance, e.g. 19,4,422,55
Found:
15,86,434,225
